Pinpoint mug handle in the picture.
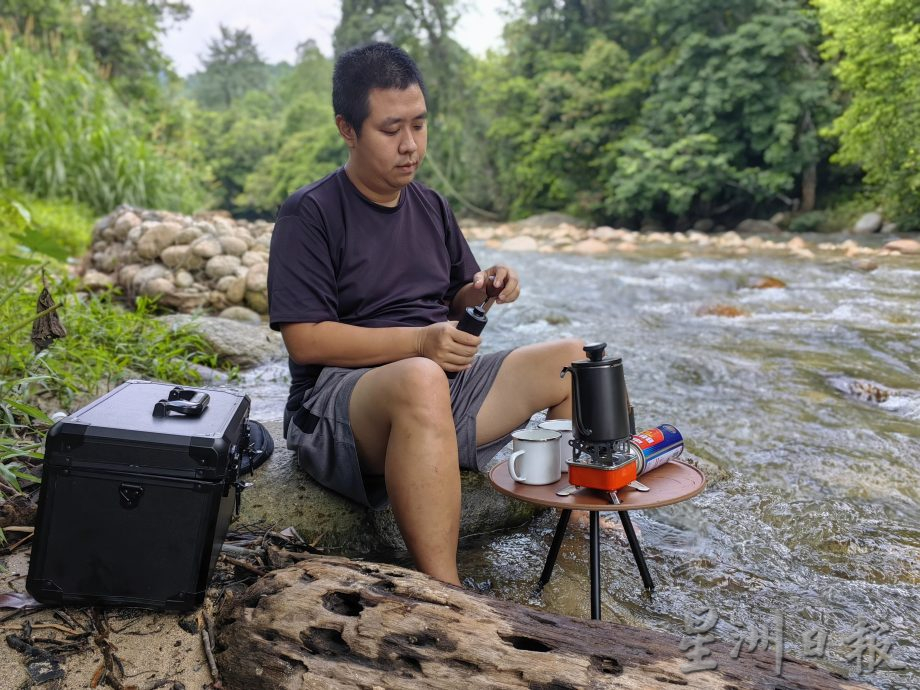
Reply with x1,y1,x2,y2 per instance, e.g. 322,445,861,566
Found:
508,449,527,482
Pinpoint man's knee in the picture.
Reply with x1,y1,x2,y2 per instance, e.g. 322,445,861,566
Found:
383,357,452,424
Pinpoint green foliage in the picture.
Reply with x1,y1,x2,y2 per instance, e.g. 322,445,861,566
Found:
483,0,838,224
813,0,920,227
0,196,233,503
236,43,344,214
0,29,206,214
788,209,827,233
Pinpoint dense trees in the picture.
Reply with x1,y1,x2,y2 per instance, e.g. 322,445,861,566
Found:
813,0,920,225
1,0,917,228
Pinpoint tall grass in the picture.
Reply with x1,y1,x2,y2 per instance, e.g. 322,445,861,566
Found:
0,195,235,522
0,23,207,214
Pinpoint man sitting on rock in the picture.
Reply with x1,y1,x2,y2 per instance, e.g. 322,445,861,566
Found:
267,42,582,586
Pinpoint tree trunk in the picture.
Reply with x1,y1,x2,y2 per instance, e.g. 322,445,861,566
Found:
214,555,869,690
802,163,817,212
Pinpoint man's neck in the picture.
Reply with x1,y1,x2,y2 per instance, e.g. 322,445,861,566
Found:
343,163,401,207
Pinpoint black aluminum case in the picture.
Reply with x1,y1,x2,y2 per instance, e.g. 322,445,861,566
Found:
27,380,250,611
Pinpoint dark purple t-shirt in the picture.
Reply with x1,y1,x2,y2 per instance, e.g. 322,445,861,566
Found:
268,168,480,408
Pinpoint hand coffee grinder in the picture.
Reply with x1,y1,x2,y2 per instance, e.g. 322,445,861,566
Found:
561,342,640,495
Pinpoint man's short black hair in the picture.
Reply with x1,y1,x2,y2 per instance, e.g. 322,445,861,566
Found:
332,42,428,135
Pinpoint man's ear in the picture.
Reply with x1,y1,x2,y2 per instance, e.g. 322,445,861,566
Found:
336,115,357,149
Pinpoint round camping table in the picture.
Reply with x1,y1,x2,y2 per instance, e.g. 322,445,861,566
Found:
489,459,706,619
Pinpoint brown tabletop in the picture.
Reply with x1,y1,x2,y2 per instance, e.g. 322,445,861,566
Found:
488,459,706,511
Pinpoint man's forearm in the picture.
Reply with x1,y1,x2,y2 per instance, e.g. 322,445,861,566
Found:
281,321,421,367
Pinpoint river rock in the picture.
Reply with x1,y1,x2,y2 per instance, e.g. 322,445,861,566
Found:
205,254,242,279
217,275,246,303
219,306,262,324
241,250,267,267
746,276,786,289
160,244,203,270
137,222,181,259
219,235,249,256
245,263,269,292
190,236,223,259
242,419,542,553
113,211,141,238
131,263,172,291
853,212,883,234
160,288,210,311
500,235,539,252
571,238,608,255
883,238,920,255
696,304,750,318
142,276,176,297
157,314,284,367
81,270,114,291
175,225,203,244
245,289,269,314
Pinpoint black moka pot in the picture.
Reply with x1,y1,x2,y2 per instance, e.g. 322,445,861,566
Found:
561,342,641,492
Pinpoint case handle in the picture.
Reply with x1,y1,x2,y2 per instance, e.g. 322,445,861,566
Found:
152,387,210,418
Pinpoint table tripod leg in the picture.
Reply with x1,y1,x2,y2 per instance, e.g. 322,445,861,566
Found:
537,509,571,590
619,510,654,592
590,511,601,619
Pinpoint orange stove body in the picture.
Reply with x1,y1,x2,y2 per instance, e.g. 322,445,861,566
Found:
568,457,639,492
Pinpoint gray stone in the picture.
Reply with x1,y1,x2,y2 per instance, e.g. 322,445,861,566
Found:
175,226,203,244
157,313,284,367
245,262,268,292
219,235,249,256
190,236,222,259
137,222,182,259
500,236,539,252
131,263,171,290
113,211,141,239
241,419,543,553
205,254,241,279
81,270,114,291
219,306,262,324
241,250,268,267
880,222,898,234
245,289,269,314
853,212,883,234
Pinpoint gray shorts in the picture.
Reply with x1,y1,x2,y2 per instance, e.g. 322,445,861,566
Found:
285,350,525,509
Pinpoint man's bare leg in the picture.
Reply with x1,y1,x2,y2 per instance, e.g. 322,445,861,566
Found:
475,339,584,443
476,338,617,528
349,357,462,585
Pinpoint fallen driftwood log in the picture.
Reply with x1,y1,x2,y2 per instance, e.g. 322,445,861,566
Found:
215,555,868,689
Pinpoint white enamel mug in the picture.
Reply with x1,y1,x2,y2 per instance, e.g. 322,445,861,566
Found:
508,429,562,485
538,419,573,474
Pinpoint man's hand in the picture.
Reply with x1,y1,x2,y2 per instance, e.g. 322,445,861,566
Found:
473,264,520,305
416,321,482,372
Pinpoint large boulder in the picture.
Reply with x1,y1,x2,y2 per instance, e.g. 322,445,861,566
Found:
157,314,284,367
853,212,883,234
241,419,543,553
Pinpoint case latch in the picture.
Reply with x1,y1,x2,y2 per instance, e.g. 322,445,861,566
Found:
152,387,210,418
119,483,144,509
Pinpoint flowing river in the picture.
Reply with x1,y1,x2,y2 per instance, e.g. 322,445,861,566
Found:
246,233,919,689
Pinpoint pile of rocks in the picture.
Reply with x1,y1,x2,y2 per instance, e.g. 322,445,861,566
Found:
82,206,273,321
461,220,920,259
81,208,920,319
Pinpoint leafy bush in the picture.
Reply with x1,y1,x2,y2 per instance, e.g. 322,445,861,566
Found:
0,28,206,214
0,196,234,515
788,210,828,234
